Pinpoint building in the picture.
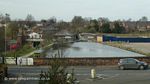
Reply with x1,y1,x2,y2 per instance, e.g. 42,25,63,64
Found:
54,30,75,43
80,33,97,42
26,32,43,48
42,25,58,37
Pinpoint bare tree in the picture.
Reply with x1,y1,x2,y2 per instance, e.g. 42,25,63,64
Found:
139,16,148,22
25,14,34,21
5,13,11,22
0,13,11,23
25,14,36,28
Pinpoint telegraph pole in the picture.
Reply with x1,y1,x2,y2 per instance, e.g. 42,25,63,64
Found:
3,25,6,64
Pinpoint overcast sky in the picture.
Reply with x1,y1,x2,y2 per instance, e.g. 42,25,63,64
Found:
0,0,150,21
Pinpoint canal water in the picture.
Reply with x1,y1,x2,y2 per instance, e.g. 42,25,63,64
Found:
47,42,145,58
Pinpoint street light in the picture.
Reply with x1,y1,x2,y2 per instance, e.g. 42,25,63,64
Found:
4,23,6,64
4,13,9,64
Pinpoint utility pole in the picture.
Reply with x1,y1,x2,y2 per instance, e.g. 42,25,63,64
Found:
4,14,7,64
4,13,10,64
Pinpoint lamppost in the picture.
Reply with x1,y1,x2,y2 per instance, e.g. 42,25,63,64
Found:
3,14,8,63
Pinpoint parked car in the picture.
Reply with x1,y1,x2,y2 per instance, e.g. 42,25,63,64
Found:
118,58,148,70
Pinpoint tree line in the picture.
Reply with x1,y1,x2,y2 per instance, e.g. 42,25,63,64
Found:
54,16,149,34
0,13,149,39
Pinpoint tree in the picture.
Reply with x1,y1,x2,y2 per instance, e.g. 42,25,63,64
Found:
39,53,68,84
71,16,85,33
0,14,4,23
91,19,99,32
87,27,97,33
112,21,125,33
56,21,69,31
139,16,148,22
4,13,11,23
47,16,57,25
0,13,11,23
98,17,109,23
25,14,35,28
101,22,111,33
39,40,78,84
6,22,19,39
72,16,84,26
25,14,34,21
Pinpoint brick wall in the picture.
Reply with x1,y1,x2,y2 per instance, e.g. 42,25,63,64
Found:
33,57,150,66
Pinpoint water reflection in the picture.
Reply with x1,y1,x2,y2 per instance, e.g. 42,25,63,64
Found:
47,42,145,58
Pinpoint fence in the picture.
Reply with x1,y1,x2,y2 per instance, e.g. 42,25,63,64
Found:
102,35,150,42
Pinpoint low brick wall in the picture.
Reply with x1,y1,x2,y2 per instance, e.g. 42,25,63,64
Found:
33,57,150,66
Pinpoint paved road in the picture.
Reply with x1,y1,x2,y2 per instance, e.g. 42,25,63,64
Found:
2,65,150,84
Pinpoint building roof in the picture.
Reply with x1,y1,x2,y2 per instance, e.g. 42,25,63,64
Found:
55,30,73,36
28,32,41,38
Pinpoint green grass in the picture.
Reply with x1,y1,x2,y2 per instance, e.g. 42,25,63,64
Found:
30,41,53,57
5,44,35,57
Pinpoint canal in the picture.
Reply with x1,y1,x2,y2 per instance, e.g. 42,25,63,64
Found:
46,42,145,58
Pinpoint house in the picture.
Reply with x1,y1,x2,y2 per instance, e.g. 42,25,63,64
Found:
80,33,97,42
42,25,58,35
122,21,150,32
54,30,75,43
26,32,43,48
108,21,150,32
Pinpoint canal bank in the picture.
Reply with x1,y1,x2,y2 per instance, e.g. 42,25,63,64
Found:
31,42,148,66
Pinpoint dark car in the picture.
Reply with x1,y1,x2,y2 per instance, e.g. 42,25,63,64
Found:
118,58,148,70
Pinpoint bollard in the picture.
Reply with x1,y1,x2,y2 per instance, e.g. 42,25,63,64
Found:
91,68,96,79
67,73,72,79
67,73,72,83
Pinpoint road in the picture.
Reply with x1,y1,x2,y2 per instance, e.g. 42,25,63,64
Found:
2,65,150,84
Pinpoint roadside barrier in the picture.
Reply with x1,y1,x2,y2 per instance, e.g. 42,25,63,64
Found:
5,57,33,65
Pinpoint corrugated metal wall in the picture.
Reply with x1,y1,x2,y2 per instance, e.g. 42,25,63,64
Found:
103,35,150,42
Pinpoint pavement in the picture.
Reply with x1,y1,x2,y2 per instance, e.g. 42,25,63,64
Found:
1,65,150,84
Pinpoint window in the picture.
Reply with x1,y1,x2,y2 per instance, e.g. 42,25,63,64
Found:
128,58,137,64
120,59,127,64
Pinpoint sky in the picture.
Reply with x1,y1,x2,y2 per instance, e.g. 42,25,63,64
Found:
0,0,150,21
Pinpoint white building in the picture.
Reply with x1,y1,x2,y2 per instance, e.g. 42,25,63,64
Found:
27,32,43,42
26,32,43,48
